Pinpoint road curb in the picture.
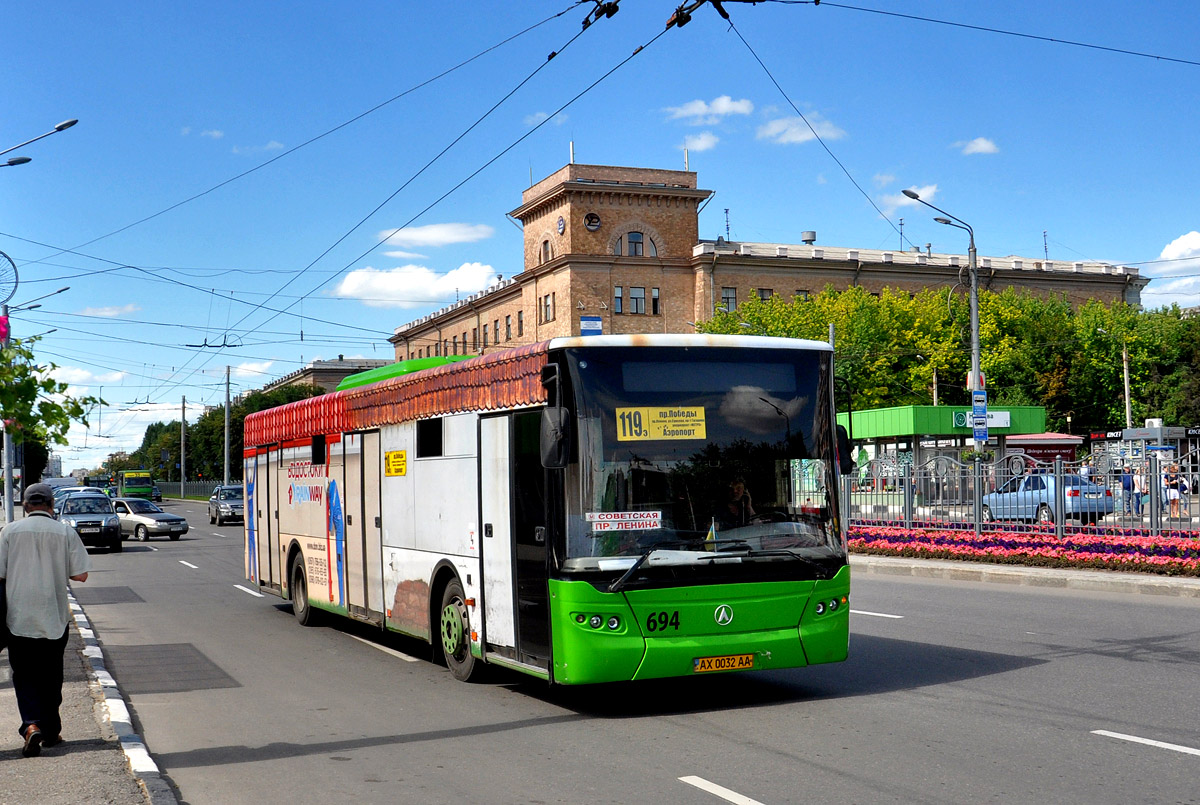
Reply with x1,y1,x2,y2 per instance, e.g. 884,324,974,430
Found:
70,592,178,805
849,554,1200,598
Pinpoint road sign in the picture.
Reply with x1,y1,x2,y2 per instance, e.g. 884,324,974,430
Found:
972,390,988,442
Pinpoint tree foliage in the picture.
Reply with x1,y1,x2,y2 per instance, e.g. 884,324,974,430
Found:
706,287,1193,434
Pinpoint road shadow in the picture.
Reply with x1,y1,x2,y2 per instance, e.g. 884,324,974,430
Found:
529,634,1048,718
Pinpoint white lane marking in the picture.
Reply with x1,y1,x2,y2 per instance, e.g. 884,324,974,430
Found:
235,584,265,598
179,560,199,569
678,776,764,805
346,633,420,663
850,609,904,619
1091,729,1200,757
146,546,158,552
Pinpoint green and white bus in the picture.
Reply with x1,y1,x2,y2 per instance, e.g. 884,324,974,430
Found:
243,335,850,684
117,470,153,498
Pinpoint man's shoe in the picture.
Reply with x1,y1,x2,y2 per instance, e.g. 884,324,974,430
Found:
41,734,63,748
21,725,42,757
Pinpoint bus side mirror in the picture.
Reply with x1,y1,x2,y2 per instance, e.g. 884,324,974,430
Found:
836,424,853,476
540,407,571,469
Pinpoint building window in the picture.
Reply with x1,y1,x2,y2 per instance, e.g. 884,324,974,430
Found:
462,332,468,353
472,328,478,350
505,315,512,341
758,288,773,301
543,292,555,322
613,237,622,256
613,286,623,314
517,310,524,336
629,287,646,315
651,287,660,315
483,327,488,348
795,290,810,301
628,232,644,256
452,335,458,355
443,339,448,356
541,239,551,264
721,287,737,312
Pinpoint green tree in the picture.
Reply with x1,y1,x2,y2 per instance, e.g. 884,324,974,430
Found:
0,335,100,452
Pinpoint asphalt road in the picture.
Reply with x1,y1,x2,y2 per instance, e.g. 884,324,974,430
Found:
79,499,1200,805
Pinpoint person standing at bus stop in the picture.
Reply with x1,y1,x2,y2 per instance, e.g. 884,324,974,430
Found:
0,483,91,757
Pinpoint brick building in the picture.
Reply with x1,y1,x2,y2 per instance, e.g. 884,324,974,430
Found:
263,356,392,394
389,163,1146,360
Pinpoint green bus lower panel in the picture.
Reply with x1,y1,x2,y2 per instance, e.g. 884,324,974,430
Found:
549,576,848,685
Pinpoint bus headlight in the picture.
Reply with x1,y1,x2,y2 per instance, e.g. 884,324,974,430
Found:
606,616,620,630
814,601,826,615
589,615,603,629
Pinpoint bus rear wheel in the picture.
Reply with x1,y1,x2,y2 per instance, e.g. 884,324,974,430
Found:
439,579,478,681
290,554,318,627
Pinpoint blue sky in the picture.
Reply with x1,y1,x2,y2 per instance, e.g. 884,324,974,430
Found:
3,0,1198,472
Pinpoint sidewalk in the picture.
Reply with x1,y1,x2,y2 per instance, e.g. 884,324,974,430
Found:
0,628,147,804
0,591,175,805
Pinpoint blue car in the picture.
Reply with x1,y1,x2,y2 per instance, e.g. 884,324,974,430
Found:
982,473,1114,525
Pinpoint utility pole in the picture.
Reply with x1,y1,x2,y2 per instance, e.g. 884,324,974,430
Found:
180,396,186,499
932,366,939,406
2,303,12,523
224,366,231,486
1122,342,1133,427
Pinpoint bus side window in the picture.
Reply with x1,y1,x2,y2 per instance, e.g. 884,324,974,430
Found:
416,418,443,458
312,434,326,465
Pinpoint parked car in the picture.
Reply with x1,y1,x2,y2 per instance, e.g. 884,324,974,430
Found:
208,485,244,525
982,473,1114,525
113,497,188,541
56,493,122,552
152,484,162,502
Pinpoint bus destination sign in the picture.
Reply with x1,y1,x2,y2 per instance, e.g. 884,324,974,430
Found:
615,407,707,441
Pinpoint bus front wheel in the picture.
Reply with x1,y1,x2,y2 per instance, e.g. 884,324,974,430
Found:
290,554,318,627
439,579,478,682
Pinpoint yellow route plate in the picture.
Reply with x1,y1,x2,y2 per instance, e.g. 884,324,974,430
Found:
615,407,706,441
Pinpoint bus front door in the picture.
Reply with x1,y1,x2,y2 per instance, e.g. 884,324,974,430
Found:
480,412,549,670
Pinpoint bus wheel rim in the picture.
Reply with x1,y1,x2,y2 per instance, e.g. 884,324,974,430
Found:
441,601,465,656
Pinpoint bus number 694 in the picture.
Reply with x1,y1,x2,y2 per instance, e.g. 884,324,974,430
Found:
646,610,680,632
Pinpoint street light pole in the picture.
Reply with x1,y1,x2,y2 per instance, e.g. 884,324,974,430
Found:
902,189,982,452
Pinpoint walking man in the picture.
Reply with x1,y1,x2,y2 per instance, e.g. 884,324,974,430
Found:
0,483,91,757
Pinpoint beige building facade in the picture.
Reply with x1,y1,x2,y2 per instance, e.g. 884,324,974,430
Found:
389,163,1147,360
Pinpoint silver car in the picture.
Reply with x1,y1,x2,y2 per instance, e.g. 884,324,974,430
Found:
113,497,189,541
208,485,244,525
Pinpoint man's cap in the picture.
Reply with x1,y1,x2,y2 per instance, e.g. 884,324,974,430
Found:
23,482,55,505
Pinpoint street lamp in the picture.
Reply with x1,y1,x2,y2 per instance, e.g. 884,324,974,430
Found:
0,119,78,161
902,189,983,452
3,157,32,168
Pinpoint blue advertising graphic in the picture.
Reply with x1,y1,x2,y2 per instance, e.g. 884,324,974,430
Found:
328,479,345,605
246,475,256,582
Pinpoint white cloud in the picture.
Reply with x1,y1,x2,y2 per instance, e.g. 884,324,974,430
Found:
756,114,845,145
380,223,494,248
80,303,140,318
181,127,192,136
232,140,284,155
382,250,428,259
234,361,274,379
665,95,754,125
683,132,719,152
880,184,938,216
1141,231,1200,309
816,174,828,185
954,137,999,155
873,173,896,188
333,262,497,309
200,129,224,139
50,367,126,385
524,111,568,127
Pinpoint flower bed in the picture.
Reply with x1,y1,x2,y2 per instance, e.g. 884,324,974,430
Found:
847,525,1200,576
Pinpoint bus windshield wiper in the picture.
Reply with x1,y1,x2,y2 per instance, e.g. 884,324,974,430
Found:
744,548,832,579
608,549,657,593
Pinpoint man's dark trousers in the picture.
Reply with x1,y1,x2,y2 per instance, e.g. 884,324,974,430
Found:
8,627,70,737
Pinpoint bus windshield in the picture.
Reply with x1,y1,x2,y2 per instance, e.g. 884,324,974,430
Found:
560,346,842,574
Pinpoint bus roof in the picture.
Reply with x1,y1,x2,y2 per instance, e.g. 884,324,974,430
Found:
245,335,831,448
547,334,833,352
